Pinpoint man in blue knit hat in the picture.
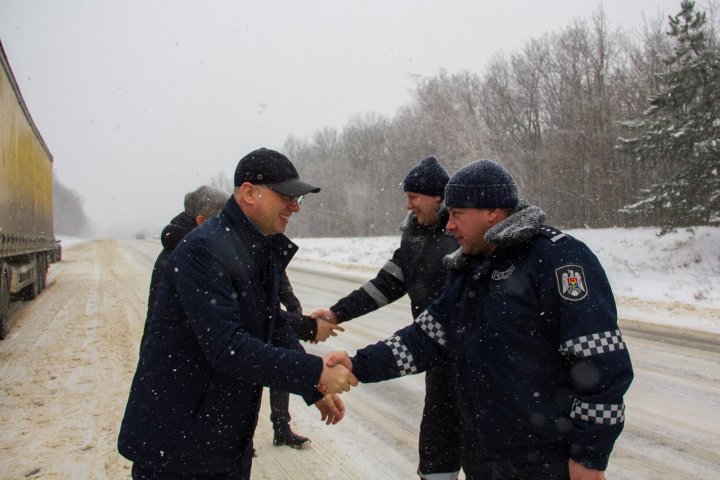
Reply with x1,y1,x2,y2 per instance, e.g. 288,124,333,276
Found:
329,159,634,479
312,156,464,479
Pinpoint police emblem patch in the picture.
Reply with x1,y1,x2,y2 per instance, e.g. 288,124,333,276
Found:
491,264,515,281
555,265,588,301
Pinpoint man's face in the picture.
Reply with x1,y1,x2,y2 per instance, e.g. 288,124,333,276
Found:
253,185,301,235
405,192,442,226
446,207,496,255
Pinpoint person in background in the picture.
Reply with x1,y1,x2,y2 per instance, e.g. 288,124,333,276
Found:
145,185,227,332
312,156,464,479
330,159,634,480
269,272,344,448
119,148,356,480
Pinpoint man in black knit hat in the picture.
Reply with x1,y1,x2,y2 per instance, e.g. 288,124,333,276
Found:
312,156,464,479
330,159,634,479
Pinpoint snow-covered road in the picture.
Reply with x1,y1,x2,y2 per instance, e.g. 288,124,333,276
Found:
0,240,718,479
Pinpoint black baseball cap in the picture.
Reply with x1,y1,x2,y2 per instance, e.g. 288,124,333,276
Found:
233,148,321,196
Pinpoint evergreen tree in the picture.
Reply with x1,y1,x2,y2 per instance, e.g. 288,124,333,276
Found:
617,0,720,233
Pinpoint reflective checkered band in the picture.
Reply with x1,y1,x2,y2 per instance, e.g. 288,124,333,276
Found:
382,260,405,283
559,330,625,358
383,335,417,376
570,399,625,425
362,281,389,307
414,310,446,346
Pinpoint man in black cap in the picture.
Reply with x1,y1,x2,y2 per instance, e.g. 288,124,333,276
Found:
118,148,356,479
312,156,464,479
330,159,634,479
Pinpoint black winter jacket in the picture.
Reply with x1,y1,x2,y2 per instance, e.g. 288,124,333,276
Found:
353,203,633,472
331,208,458,321
119,198,324,473
145,212,315,341
146,212,196,331
278,271,317,341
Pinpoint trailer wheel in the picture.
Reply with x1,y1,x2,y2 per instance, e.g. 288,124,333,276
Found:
0,265,10,340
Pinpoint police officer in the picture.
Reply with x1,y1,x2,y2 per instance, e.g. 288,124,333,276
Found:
334,159,634,479
312,156,463,479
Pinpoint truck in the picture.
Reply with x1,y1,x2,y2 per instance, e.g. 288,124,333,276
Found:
0,40,61,339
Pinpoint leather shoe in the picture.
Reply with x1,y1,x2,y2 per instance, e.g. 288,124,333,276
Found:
273,428,311,448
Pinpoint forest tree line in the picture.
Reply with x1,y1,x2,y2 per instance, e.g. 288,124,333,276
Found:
280,1,719,238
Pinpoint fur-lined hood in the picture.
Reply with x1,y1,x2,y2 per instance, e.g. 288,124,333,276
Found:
443,200,546,270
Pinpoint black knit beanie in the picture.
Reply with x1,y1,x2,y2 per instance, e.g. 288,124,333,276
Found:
402,156,450,198
445,160,518,209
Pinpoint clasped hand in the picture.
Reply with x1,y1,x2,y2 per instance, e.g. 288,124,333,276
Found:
317,351,357,395
310,308,344,343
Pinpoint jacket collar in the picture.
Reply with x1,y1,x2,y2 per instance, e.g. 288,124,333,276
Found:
221,197,298,270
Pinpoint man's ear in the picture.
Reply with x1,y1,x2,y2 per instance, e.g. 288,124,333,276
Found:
487,208,502,224
236,182,256,205
194,215,206,226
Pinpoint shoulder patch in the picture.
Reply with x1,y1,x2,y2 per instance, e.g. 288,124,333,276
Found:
555,265,588,301
538,225,567,243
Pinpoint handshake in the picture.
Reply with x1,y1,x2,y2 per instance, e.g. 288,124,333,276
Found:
318,350,356,395
312,350,357,425
310,308,343,343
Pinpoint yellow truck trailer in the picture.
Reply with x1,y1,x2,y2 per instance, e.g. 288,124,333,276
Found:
0,40,60,339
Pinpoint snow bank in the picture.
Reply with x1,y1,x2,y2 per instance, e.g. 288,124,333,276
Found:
294,227,720,309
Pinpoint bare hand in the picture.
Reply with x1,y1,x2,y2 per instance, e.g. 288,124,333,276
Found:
314,318,344,342
569,459,605,480
317,351,357,394
311,308,338,324
314,394,345,425
324,350,353,370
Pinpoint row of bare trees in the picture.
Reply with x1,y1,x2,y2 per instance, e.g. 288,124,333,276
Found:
222,2,716,238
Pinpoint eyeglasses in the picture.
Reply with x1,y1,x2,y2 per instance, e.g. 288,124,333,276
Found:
257,184,304,206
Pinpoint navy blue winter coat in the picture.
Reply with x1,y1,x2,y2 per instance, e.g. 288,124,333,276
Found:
118,197,324,473
353,207,633,472
145,211,196,332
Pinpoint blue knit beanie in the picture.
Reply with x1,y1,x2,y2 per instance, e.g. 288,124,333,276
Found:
403,156,450,198
445,160,518,209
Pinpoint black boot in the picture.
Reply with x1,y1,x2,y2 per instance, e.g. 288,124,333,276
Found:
272,425,311,449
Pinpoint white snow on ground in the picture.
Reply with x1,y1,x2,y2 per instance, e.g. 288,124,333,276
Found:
293,226,720,333
56,235,90,249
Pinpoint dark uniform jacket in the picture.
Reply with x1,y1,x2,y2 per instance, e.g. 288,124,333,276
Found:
279,270,317,341
352,203,634,472
331,208,458,321
118,198,323,473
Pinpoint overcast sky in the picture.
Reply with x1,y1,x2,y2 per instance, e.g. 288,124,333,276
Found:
1,0,684,237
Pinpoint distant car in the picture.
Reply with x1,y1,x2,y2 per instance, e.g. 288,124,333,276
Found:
135,233,146,240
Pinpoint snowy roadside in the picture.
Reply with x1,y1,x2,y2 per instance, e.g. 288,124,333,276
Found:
61,228,720,334
292,226,720,335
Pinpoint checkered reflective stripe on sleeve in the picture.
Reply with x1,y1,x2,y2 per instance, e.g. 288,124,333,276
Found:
383,335,417,376
559,329,625,358
414,310,446,346
570,399,625,425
